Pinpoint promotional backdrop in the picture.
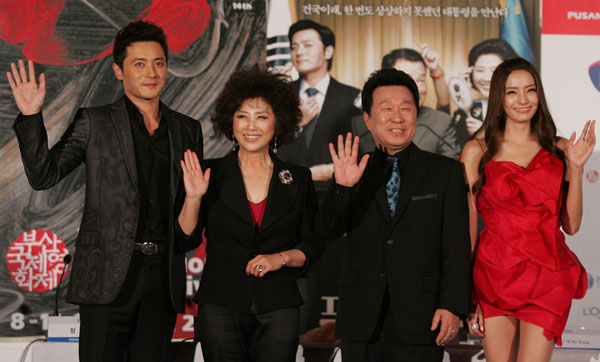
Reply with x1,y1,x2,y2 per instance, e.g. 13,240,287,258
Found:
540,0,600,331
0,0,265,338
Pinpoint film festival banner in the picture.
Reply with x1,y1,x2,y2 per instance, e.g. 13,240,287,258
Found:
266,0,543,337
540,0,600,347
0,0,265,338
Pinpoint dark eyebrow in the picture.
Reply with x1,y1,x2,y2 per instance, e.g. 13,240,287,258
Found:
131,57,166,62
506,83,536,90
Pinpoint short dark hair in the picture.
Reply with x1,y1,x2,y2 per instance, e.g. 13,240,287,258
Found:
381,48,425,69
211,65,301,146
468,38,517,67
361,69,420,116
288,20,335,71
113,21,168,69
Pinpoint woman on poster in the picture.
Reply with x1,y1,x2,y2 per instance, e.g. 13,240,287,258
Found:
461,57,595,360
453,38,517,145
177,65,322,362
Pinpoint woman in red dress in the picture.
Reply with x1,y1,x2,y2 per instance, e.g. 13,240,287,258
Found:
461,57,596,361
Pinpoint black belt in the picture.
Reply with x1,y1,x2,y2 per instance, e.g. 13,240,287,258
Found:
134,241,167,256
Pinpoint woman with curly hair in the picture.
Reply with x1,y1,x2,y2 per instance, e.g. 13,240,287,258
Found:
461,57,595,361
177,65,323,362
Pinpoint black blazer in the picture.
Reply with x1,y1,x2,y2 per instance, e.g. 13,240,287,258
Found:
318,145,470,344
13,97,203,312
277,77,361,191
190,151,323,314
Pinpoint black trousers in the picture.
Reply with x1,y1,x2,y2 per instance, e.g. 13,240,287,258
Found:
341,289,444,362
195,302,300,362
79,251,177,362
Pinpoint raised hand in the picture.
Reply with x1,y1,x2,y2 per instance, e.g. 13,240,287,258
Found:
6,59,46,115
180,150,210,200
329,132,369,187
566,120,596,170
420,43,441,74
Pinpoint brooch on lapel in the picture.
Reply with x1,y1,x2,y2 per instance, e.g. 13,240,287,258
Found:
278,169,293,184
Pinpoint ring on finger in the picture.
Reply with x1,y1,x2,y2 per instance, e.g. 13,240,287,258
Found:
471,323,479,330
451,329,456,333
257,264,265,272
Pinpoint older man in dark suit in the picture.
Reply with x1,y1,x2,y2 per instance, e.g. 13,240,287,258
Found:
352,48,461,159
8,21,202,362
319,69,470,362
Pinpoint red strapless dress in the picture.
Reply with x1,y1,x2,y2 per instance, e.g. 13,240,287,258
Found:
474,149,587,345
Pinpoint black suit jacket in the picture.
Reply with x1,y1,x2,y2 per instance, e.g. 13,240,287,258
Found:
13,97,203,312
190,151,323,314
318,145,470,344
277,77,361,191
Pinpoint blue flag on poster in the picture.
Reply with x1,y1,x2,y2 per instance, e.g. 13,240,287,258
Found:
501,0,537,65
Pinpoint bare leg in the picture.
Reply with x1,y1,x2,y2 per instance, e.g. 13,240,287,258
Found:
516,321,554,362
482,316,519,362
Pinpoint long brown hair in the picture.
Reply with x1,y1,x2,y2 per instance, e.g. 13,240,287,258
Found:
474,57,565,192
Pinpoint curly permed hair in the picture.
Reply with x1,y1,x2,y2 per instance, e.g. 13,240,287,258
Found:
211,64,301,146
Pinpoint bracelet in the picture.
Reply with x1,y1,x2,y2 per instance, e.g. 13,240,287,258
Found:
430,69,445,79
277,252,286,267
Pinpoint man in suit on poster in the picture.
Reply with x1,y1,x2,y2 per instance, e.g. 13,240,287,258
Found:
319,69,470,361
277,19,362,332
352,47,461,159
7,21,203,362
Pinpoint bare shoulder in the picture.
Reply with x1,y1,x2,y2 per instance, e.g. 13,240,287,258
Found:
461,139,485,167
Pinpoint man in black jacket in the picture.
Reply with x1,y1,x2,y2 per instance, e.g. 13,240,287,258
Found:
8,21,202,362
319,69,470,362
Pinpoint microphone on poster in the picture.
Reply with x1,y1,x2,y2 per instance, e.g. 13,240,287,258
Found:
54,254,72,317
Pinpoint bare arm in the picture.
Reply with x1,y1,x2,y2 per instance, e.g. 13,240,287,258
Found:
558,121,596,235
421,44,450,109
460,140,484,252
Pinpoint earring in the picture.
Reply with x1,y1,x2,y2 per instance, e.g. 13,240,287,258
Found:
231,134,236,151
273,135,278,153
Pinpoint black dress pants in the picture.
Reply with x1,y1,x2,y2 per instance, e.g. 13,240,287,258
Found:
78,251,177,362
341,289,444,362
195,302,300,362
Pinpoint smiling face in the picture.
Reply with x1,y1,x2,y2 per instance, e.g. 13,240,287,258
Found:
233,97,276,154
392,59,427,107
503,69,539,125
112,41,167,102
364,85,417,155
472,53,503,98
290,28,333,78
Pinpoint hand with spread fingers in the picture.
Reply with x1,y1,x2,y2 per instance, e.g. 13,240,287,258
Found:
431,309,461,346
6,59,46,115
566,120,596,170
329,132,369,187
180,149,210,200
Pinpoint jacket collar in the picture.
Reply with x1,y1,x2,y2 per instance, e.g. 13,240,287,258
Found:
110,96,183,193
217,150,298,231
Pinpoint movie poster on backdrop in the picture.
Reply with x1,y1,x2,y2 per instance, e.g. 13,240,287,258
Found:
267,0,541,334
0,0,265,338
540,0,600,344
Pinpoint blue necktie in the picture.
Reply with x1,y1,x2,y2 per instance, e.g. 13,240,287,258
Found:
386,156,401,217
303,87,319,148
